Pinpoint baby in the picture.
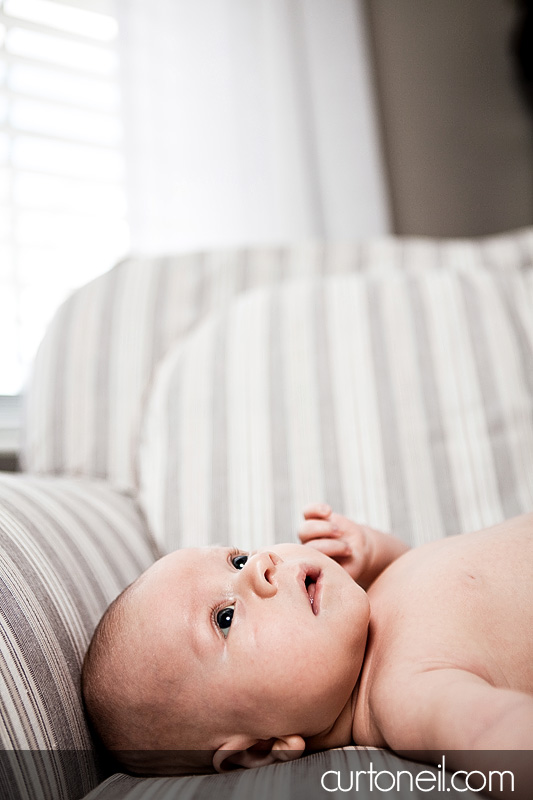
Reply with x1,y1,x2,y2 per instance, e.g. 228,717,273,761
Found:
82,505,533,795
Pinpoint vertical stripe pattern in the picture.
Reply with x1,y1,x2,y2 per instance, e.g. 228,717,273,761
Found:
23,229,533,492
0,473,157,800
138,265,533,553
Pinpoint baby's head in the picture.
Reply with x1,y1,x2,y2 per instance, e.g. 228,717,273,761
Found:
82,543,370,775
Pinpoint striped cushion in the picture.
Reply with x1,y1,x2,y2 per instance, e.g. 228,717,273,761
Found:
0,473,158,800
23,229,533,492
138,268,533,553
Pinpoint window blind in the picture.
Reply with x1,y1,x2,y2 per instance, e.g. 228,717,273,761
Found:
0,0,127,395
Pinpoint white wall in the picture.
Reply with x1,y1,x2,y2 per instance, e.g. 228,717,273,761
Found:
117,0,391,254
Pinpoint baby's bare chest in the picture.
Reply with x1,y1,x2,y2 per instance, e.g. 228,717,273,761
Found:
367,518,533,694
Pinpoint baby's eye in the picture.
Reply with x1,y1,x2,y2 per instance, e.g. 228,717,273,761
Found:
231,554,248,570
216,605,234,637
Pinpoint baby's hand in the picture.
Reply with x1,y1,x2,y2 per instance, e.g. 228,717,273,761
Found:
298,504,409,589
298,503,372,585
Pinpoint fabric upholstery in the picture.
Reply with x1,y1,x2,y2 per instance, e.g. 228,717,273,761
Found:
22,229,533,491
0,473,158,800
83,748,458,800
138,267,533,554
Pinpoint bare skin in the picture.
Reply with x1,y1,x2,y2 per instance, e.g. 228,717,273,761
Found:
300,505,533,800
93,507,533,798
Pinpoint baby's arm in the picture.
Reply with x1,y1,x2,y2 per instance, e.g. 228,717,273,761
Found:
298,504,409,590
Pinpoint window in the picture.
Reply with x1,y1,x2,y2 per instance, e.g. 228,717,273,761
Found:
0,0,127,395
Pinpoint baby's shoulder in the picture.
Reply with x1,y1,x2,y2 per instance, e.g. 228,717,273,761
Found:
358,663,495,751
353,627,470,747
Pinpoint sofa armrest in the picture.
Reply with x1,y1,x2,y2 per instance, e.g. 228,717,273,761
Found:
0,473,158,800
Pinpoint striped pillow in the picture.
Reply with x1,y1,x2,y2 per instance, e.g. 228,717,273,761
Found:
0,473,158,800
138,268,533,554
23,229,533,492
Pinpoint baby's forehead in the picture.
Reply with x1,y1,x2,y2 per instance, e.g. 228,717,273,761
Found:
157,544,222,569
140,545,228,592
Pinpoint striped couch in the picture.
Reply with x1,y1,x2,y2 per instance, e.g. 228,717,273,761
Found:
2,228,533,800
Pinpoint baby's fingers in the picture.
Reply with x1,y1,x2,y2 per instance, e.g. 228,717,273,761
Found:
298,519,340,543
302,537,351,560
302,503,332,521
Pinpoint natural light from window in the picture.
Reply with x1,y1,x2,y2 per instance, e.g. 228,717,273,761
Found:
0,0,128,395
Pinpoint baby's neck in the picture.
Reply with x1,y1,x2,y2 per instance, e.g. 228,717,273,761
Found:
304,683,359,753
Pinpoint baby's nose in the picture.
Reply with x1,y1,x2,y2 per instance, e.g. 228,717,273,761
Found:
245,551,281,597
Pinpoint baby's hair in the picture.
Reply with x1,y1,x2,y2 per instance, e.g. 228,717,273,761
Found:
81,573,215,776
82,580,137,753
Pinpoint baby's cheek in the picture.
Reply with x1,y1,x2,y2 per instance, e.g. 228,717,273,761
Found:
336,585,370,644
269,543,308,559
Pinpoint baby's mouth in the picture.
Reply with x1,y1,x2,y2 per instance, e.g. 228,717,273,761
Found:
304,569,321,615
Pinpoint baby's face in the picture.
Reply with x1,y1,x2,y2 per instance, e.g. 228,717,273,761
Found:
130,543,370,750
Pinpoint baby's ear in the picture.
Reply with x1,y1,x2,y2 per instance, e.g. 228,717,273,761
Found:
213,734,305,772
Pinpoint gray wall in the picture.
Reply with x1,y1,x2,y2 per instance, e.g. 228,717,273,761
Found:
366,0,533,237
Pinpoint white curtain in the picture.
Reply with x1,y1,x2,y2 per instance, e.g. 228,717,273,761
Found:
117,0,391,253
